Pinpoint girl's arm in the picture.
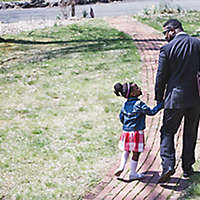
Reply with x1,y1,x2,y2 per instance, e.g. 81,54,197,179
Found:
137,101,163,116
119,110,124,124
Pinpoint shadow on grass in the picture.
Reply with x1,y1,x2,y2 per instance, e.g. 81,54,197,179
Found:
0,37,165,45
191,34,200,37
0,38,132,57
0,37,167,66
0,37,135,65
0,37,132,45
0,37,165,56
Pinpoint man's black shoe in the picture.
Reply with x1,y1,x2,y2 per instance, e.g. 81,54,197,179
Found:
183,168,194,178
158,167,175,183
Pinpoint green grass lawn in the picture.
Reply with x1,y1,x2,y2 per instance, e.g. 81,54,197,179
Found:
136,10,200,37
135,9,200,200
0,19,141,199
180,162,200,200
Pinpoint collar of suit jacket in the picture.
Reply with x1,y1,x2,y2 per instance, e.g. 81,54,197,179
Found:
175,31,187,37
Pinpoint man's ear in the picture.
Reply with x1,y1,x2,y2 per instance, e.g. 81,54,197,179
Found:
172,28,176,35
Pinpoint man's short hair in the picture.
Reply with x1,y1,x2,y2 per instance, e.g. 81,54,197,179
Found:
163,19,183,31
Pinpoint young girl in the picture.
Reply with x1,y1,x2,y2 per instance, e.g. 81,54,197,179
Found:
113,82,163,181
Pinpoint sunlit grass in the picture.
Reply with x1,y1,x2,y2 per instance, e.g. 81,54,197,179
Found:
0,19,141,199
179,161,200,200
135,10,200,37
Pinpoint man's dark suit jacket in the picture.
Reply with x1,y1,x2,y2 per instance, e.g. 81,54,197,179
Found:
155,33,200,109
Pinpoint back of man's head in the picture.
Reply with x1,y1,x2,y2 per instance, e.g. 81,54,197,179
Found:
163,19,184,31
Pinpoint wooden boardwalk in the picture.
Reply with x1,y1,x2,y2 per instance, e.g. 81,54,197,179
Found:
84,16,200,200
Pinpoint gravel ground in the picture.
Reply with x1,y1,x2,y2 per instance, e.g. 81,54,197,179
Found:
0,17,90,36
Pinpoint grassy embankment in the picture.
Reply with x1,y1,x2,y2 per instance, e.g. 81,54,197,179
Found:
0,19,141,199
135,6,200,199
136,6,200,37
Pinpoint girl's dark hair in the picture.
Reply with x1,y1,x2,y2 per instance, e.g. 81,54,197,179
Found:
114,82,132,98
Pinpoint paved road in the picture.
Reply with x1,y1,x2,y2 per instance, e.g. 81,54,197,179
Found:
0,0,200,23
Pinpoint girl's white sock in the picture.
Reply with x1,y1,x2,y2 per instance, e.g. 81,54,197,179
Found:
130,159,138,176
119,151,129,170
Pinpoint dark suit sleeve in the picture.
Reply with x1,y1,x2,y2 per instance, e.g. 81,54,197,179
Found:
155,46,169,101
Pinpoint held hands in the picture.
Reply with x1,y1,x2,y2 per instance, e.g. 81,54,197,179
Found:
156,100,164,109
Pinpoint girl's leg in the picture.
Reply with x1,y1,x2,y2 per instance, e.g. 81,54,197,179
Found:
132,151,140,161
114,151,129,176
130,151,144,180
130,151,140,176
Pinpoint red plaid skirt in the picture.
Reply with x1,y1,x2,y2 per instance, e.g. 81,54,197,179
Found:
118,130,145,152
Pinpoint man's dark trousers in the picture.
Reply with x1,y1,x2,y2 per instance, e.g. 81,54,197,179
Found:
160,106,200,172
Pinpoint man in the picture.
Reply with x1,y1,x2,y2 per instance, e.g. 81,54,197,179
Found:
155,19,200,183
